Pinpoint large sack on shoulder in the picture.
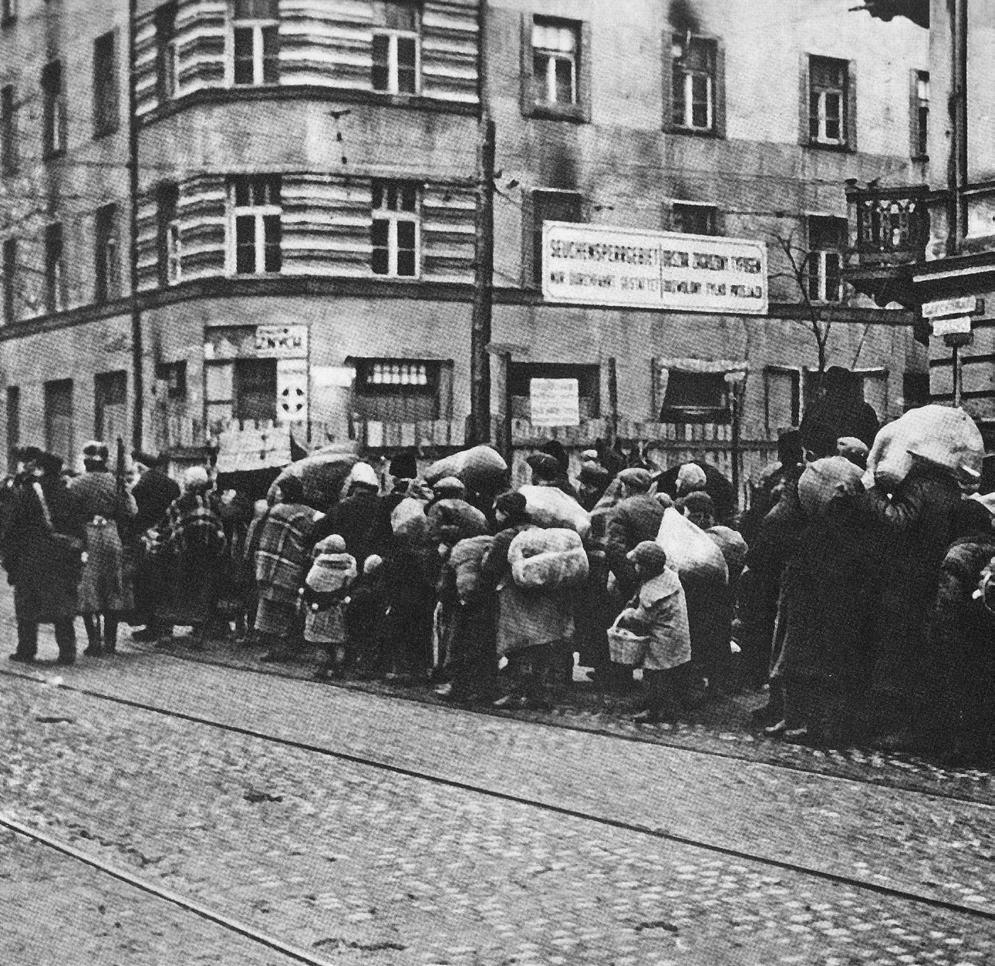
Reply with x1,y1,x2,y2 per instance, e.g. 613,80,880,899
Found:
866,405,984,489
509,527,590,590
656,507,728,585
426,498,489,545
519,485,592,540
798,456,864,518
425,445,508,492
270,449,359,510
450,535,495,604
706,526,748,580
391,496,430,543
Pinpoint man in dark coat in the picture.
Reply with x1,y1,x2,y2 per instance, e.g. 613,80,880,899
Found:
130,452,181,640
527,452,579,500
605,468,665,601
2,452,85,665
800,367,880,457
309,462,382,568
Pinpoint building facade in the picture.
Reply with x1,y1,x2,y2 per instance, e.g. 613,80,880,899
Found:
0,0,929,490
849,0,995,472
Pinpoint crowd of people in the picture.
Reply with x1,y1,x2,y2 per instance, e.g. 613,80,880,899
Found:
1,372,992,764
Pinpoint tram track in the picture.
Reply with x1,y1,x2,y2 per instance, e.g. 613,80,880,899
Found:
128,639,994,808
3,662,995,926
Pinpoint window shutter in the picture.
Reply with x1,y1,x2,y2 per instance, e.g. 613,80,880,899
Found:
660,30,673,131
519,14,534,117
908,68,921,158
578,20,592,122
713,39,726,138
798,53,810,146
846,59,857,151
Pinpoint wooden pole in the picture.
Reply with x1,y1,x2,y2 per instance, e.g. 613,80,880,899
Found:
469,117,495,446
127,0,144,452
607,357,619,446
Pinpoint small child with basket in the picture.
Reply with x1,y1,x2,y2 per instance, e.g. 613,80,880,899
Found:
302,534,357,680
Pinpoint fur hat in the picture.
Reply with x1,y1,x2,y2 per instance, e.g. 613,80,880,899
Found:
495,490,527,519
626,540,668,577
526,452,560,480
617,467,652,492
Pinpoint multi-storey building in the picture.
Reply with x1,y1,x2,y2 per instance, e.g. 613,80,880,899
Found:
847,1,994,479
0,0,929,493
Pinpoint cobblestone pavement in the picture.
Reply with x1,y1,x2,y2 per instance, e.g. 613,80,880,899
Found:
0,829,301,966
1,676,993,965
7,643,993,919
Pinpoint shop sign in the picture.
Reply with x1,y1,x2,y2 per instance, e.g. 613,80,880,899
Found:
922,296,983,319
542,221,768,315
530,378,580,427
255,324,308,358
931,316,973,337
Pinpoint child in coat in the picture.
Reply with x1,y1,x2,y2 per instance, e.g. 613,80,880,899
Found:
344,554,386,679
303,534,357,680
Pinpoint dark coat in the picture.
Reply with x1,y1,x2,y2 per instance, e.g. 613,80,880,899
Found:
655,462,736,525
605,494,665,597
800,389,879,456
132,468,181,533
2,478,85,623
852,465,963,707
310,489,382,566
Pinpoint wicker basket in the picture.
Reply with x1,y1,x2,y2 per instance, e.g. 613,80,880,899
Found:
607,626,650,666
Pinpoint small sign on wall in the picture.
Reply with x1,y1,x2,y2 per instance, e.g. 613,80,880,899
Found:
255,325,309,358
276,359,308,423
530,378,580,427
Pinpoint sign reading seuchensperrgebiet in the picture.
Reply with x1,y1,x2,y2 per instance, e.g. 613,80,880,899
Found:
542,222,768,315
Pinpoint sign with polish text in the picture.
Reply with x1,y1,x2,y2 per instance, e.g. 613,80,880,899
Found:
530,378,580,427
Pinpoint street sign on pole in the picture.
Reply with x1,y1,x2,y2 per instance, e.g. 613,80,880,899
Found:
922,296,983,319
931,315,973,337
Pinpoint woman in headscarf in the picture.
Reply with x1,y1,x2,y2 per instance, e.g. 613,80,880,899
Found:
152,466,226,648
69,441,137,656
483,491,574,710
2,452,85,665
251,475,314,662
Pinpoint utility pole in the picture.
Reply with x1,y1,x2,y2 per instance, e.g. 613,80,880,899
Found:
469,0,493,446
127,0,144,452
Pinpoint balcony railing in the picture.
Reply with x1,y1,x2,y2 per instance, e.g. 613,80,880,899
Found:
846,184,930,267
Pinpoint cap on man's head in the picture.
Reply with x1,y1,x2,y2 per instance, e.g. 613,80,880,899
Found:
676,462,707,494
626,540,668,576
433,476,466,498
35,451,64,477
389,451,417,481
494,490,527,518
349,462,380,490
526,452,560,479
579,463,611,487
82,440,109,463
617,467,652,492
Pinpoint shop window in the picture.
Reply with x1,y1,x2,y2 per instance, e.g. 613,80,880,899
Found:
806,215,847,303
230,0,279,86
155,360,187,400
229,175,282,274
44,223,65,314
507,362,599,421
94,203,121,303
659,370,728,423
93,31,119,137
94,370,127,442
528,188,583,287
670,202,719,236
44,378,73,462
352,358,443,423
157,183,182,286
911,69,929,160
234,358,277,421
372,1,420,95
2,237,15,323
41,59,67,157
371,180,419,278
1,84,16,175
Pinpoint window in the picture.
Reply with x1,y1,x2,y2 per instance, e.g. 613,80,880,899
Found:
44,378,74,462
807,56,850,147
371,180,419,277
94,204,121,303
659,369,729,423
806,216,847,303
508,362,600,420
1,0,16,25
372,1,419,95
911,69,929,159
94,370,127,441
671,34,716,132
229,175,282,274
670,202,719,236
532,18,578,106
93,31,119,136
6,387,19,469
231,0,279,86
157,184,181,286
352,358,444,422
529,189,583,286
155,3,180,102
44,223,65,313
41,60,67,157
2,238,15,324
1,85,15,174
233,358,277,421
155,360,187,400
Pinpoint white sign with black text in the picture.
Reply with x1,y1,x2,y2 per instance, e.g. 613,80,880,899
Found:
530,378,581,427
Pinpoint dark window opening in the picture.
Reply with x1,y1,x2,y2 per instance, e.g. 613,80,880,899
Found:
155,360,187,400
670,203,719,236
531,189,583,286
44,223,65,314
233,358,277,421
659,370,729,423
352,357,442,422
6,386,20,470
44,378,73,462
1,84,17,174
94,370,127,441
94,204,121,303
41,60,66,157
508,362,600,421
93,31,119,136
2,237,15,324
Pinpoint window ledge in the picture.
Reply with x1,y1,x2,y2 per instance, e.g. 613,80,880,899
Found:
523,101,589,124
666,125,721,139
805,140,854,154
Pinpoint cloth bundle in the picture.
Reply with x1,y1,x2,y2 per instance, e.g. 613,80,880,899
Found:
390,495,430,542
426,499,489,546
508,527,589,591
518,484,592,540
798,456,865,518
424,445,508,492
705,526,748,580
655,507,728,584
449,535,496,604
